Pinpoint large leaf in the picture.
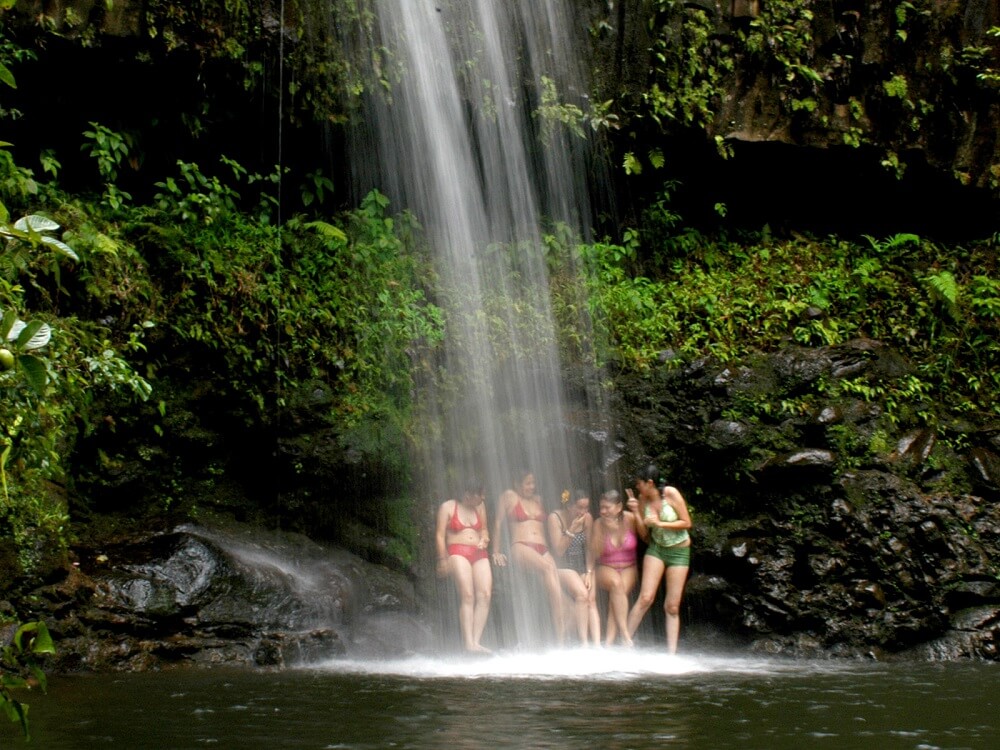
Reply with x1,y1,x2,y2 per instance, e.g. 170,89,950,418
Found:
0,309,14,340
14,622,55,656
13,215,60,234
39,235,80,262
18,354,47,391
0,61,15,89
15,320,51,350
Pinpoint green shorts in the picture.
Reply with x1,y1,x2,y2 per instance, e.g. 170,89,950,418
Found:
645,542,691,567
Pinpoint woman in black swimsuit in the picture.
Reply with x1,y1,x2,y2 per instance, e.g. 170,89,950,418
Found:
548,489,599,645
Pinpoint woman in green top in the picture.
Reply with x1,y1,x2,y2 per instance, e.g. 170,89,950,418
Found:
625,463,692,654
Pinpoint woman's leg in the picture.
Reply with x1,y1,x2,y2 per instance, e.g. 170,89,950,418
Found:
471,557,493,651
448,555,476,650
627,554,665,639
597,566,634,646
586,581,601,646
663,563,690,654
512,544,566,643
558,569,589,643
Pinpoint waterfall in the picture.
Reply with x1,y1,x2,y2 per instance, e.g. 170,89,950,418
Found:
342,0,612,648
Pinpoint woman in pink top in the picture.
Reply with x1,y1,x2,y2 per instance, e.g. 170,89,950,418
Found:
589,489,646,646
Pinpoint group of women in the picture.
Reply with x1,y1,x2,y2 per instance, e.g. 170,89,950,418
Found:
434,465,692,654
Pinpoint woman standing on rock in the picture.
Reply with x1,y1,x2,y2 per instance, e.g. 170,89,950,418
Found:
435,479,493,653
625,463,692,654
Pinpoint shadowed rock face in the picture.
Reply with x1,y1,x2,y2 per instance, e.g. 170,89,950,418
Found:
612,339,1000,660
34,523,430,672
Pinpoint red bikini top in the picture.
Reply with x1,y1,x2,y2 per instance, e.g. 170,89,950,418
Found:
449,501,483,532
510,498,545,522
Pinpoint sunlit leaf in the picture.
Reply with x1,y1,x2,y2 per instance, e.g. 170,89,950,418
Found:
16,320,51,350
39,235,80,262
0,61,15,89
28,622,55,655
13,215,60,234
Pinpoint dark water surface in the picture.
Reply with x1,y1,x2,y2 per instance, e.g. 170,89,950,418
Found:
12,650,999,749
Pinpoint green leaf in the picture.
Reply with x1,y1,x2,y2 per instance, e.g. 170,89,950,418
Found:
303,220,348,244
0,309,15,340
0,61,15,89
1,696,29,739
29,622,55,656
623,152,642,175
39,235,80,262
18,354,47,391
15,320,50,350
13,215,60,234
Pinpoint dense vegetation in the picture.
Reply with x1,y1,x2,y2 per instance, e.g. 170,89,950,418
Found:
0,0,999,716
1,0,998,577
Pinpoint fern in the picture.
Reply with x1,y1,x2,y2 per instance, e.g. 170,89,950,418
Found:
924,270,960,319
862,232,921,254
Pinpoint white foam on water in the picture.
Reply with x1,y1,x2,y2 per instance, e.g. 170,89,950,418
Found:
307,647,855,682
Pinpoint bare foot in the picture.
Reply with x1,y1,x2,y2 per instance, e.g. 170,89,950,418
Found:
467,643,492,654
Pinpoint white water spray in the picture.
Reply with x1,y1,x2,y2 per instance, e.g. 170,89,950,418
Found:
343,0,612,649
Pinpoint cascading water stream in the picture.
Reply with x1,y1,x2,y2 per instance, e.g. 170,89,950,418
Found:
342,0,611,649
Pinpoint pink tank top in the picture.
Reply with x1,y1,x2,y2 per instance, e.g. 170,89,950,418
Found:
600,525,637,569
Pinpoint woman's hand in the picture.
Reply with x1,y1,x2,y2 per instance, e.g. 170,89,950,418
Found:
436,558,450,578
492,552,507,567
583,570,593,590
569,515,585,534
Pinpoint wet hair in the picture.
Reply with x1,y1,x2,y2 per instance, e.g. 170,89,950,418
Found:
513,467,534,484
634,463,662,484
463,478,485,496
599,489,620,505
572,488,589,503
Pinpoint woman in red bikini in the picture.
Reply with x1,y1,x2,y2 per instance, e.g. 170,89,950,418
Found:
491,471,565,644
435,479,492,653
589,489,646,646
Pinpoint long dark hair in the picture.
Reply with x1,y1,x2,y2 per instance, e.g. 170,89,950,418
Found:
634,463,661,484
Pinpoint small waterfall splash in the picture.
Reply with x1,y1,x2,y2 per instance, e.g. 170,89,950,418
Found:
342,0,611,648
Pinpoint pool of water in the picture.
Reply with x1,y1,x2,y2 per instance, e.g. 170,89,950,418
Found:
12,649,999,748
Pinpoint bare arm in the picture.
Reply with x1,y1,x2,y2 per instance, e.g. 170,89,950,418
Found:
626,510,648,543
583,514,596,576
492,492,511,565
660,486,692,530
435,501,451,576
477,502,490,549
548,512,571,557
588,520,604,569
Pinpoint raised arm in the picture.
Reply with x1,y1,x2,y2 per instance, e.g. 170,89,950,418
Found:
547,512,572,558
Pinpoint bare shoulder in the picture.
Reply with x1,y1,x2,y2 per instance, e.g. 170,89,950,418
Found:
663,486,686,504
